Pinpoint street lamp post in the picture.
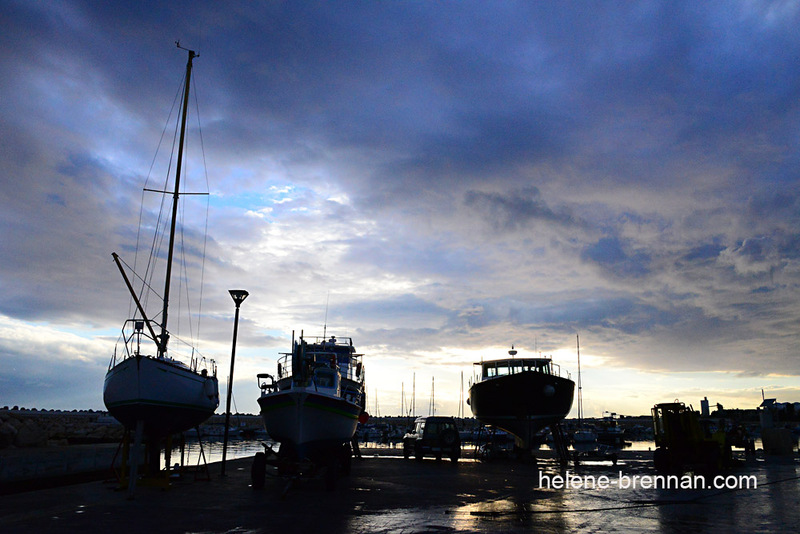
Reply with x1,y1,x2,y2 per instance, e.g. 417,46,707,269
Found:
221,289,249,476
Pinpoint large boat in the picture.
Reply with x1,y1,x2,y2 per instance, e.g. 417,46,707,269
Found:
103,46,219,445
257,333,366,463
467,346,574,449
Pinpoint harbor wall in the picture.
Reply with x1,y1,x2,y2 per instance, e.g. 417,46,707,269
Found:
0,443,125,492
0,409,124,449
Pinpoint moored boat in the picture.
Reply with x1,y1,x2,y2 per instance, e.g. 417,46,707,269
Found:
468,346,574,449
596,412,627,446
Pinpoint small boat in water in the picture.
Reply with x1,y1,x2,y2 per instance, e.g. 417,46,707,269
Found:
468,346,574,449
573,427,599,444
257,333,366,465
103,46,219,445
596,412,627,446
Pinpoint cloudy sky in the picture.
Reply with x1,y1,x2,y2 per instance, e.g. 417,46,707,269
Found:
2,1,799,418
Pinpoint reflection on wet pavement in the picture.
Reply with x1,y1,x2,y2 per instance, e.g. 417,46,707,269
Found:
344,453,800,533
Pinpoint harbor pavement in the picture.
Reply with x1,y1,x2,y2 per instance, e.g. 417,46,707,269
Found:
0,448,798,533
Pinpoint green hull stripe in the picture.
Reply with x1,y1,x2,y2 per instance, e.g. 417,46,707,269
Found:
306,401,358,419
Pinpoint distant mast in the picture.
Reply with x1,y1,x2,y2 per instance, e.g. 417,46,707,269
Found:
576,334,583,424
412,372,416,418
429,376,435,416
458,370,464,419
158,43,196,359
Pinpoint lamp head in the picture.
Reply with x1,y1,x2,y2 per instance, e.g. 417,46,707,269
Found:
228,289,249,306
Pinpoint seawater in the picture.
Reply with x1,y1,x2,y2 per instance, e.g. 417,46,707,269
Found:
162,438,762,468
161,436,277,467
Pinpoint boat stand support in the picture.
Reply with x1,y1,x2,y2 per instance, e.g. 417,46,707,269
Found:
127,420,144,498
550,423,570,468
191,427,211,481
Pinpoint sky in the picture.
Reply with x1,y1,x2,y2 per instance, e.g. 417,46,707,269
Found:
1,1,799,419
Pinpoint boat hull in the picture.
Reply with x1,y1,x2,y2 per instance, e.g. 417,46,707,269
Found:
469,371,574,447
258,389,360,458
103,356,219,437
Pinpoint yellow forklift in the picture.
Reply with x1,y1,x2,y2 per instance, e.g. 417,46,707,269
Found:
651,402,731,473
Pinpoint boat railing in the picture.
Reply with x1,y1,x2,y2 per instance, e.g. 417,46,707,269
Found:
113,318,216,376
341,384,363,405
276,353,291,380
257,373,277,395
110,319,155,369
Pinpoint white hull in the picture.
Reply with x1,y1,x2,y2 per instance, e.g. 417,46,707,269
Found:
258,389,360,453
103,355,219,437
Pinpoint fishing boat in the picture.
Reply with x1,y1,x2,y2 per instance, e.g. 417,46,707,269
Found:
467,346,574,449
257,333,366,464
103,45,219,445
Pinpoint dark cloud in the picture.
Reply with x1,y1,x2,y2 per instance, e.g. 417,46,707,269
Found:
449,295,688,337
464,187,584,232
581,237,652,278
681,243,725,263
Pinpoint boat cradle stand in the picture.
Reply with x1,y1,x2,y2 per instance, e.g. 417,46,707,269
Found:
109,424,211,497
550,423,571,467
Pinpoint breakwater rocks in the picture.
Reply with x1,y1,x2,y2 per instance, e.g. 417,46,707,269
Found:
0,409,266,449
0,409,124,449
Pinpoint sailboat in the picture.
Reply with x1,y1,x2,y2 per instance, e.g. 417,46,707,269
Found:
103,45,219,443
572,334,598,445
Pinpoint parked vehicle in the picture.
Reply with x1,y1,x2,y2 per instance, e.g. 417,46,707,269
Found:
402,416,461,463
652,401,730,473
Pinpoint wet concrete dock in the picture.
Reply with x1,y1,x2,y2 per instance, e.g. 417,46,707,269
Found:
1,448,798,533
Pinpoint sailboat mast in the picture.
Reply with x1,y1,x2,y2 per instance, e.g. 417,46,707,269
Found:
158,45,196,358
576,334,583,424
412,372,415,418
